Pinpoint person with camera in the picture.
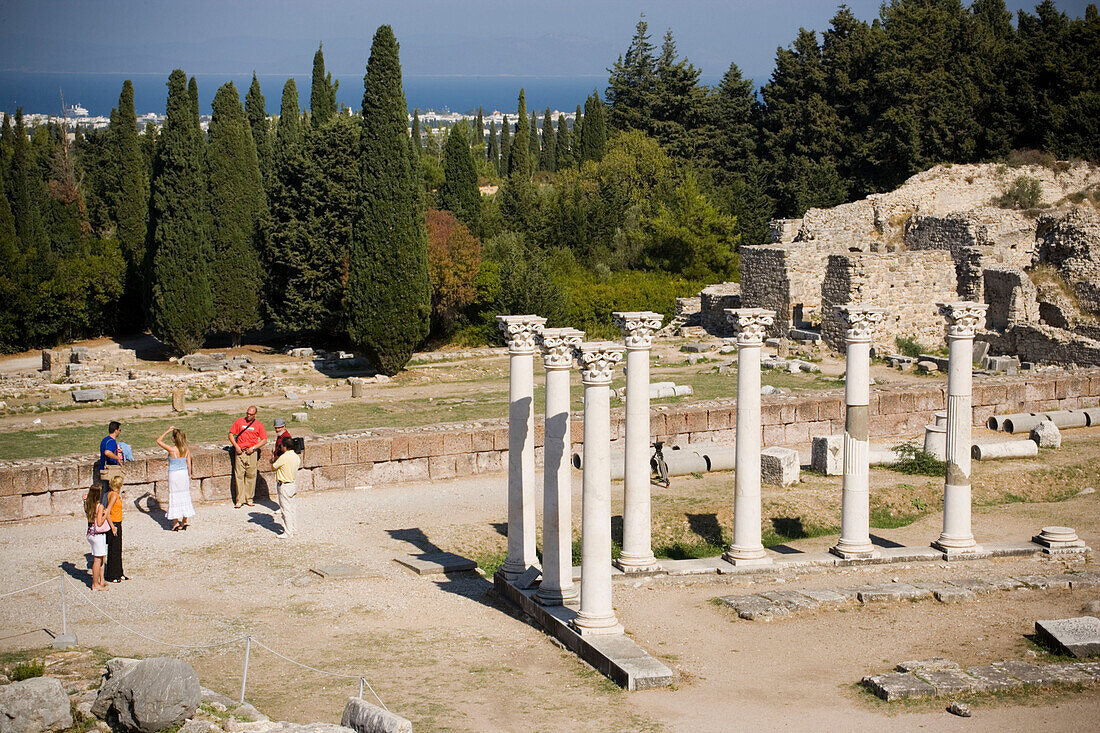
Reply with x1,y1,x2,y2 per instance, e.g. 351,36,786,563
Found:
228,406,267,508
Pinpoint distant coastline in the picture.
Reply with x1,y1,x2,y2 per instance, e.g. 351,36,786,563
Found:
0,71,718,118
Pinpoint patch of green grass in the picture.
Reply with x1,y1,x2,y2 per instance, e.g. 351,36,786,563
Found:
655,537,726,560
760,517,838,547
473,547,508,576
11,659,44,680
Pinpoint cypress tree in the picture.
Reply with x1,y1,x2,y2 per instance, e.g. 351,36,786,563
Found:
528,108,539,166
310,43,339,125
440,121,481,235
110,80,149,326
487,119,500,172
573,104,584,162
508,90,530,176
473,108,485,158
10,109,45,250
140,124,157,178
346,25,430,375
540,107,556,171
245,72,272,184
275,79,301,153
207,81,266,345
411,109,421,154
149,69,213,354
554,112,572,169
579,90,606,162
188,76,201,133
499,115,511,175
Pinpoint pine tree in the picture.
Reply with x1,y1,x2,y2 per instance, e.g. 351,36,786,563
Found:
539,107,556,172
110,80,149,325
499,115,511,174
606,14,658,132
528,108,539,167
579,90,606,162
440,121,481,235
149,69,213,354
652,30,706,159
487,119,500,172
554,112,572,169
411,109,422,154
310,43,339,125
207,81,266,345
967,0,1017,161
346,25,430,375
705,62,759,183
245,72,272,184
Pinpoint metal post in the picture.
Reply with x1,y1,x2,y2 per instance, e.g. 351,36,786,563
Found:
358,677,365,699
240,636,251,704
53,573,76,649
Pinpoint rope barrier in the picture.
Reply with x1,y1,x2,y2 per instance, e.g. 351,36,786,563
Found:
0,576,61,599
2,574,386,711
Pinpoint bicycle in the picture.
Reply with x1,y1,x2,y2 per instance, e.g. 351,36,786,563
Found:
651,441,670,487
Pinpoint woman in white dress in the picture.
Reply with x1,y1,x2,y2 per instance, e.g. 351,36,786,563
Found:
157,427,195,530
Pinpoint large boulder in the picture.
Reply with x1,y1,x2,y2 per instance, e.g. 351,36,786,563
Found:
90,658,141,720
94,658,201,733
1030,419,1062,448
0,676,73,733
341,698,412,733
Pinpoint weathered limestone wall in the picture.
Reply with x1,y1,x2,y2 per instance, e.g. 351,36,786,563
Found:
820,251,958,351
1036,205,1100,314
906,208,1035,301
980,325,1100,367
740,242,847,335
698,282,741,335
4,369,1100,524
984,266,1040,331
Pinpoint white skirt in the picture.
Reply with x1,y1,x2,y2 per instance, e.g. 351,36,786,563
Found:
88,531,107,557
166,468,196,520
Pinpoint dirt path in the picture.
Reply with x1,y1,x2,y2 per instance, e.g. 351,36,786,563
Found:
2,459,1098,732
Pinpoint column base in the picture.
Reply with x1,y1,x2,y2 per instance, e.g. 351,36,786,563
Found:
51,633,77,649
500,559,540,583
829,543,879,560
571,615,624,637
931,540,988,561
614,553,661,573
534,584,579,607
722,547,772,567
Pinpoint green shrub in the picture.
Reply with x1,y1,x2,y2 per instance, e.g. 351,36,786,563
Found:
11,659,45,681
556,270,703,340
889,441,946,476
894,336,926,359
995,175,1042,209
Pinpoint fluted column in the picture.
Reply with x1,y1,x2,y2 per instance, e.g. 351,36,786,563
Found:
572,341,625,636
496,314,547,581
831,305,885,560
612,310,663,573
932,301,988,557
535,327,584,605
723,308,775,566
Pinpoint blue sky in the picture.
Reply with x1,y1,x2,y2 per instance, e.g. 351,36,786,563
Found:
0,1,1091,84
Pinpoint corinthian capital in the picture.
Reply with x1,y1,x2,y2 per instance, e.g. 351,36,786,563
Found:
725,308,775,347
538,327,585,368
612,311,664,349
937,302,988,339
575,341,624,385
836,304,886,342
496,315,547,354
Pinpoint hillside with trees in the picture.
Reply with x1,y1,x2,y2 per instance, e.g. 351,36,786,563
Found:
0,2,1096,374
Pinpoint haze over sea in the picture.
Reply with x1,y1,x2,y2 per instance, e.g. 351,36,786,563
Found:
0,71,726,117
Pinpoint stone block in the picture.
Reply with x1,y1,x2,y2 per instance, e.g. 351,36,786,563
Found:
761,402,784,426
760,590,819,612
1067,571,1100,589
428,455,458,479
810,435,843,475
1035,617,1100,658
454,452,477,477
72,388,107,402
0,495,22,521
797,588,851,605
1043,662,1098,684
760,447,799,487
707,408,731,431
189,453,213,480
303,442,331,468
965,665,1023,692
861,672,937,701
782,421,811,447
291,412,308,422
341,696,413,733
145,457,168,483
345,464,374,489
762,425,786,448
22,492,51,518
933,587,975,603
313,465,346,491
993,661,1063,687
1030,419,1061,448
329,440,355,465
895,658,960,674
471,429,494,452
200,476,232,501
11,467,47,495
912,669,975,695
293,469,313,493
368,458,429,485
1013,575,1072,590
357,437,391,463
945,577,999,594
856,583,930,603
476,451,504,474
442,430,472,455
390,435,410,459
47,464,80,491
408,433,444,458
685,410,709,434
51,489,85,516
717,595,789,621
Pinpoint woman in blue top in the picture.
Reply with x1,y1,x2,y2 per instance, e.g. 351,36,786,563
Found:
157,427,195,531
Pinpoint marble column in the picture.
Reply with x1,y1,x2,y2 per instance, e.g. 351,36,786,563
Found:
830,305,885,560
932,301,989,558
572,341,625,635
723,308,775,566
496,314,547,581
535,327,584,606
612,311,664,573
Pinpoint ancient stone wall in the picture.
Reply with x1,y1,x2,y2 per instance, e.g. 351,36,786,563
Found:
984,266,1040,331
979,326,1100,367
820,251,958,351
1035,205,1100,314
740,242,849,335
698,283,741,335
5,369,1099,524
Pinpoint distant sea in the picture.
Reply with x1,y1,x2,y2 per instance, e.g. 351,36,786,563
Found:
0,71,641,117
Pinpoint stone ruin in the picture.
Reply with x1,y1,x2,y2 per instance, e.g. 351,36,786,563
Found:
723,161,1100,365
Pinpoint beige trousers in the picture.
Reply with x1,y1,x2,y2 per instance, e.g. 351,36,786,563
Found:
233,450,258,504
277,481,296,535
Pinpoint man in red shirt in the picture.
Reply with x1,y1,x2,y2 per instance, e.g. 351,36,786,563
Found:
228,405,267,508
